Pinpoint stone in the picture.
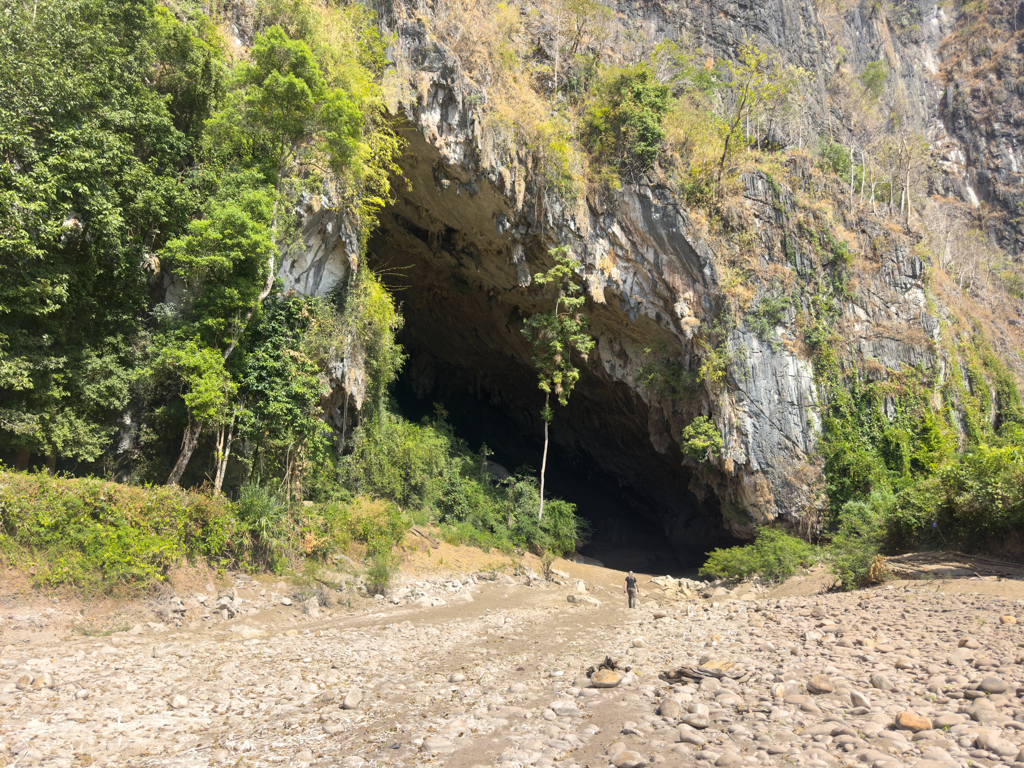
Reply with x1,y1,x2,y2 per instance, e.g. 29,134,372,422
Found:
850,689,870,708
677,728,707,747
549,699,579,716
681,713,710,729
894,712,931,732
652,611,668,619
632,638,646,648
305,596,320,618
977,732,1019,757
932,713,965,728
591,669,621,688
422,736,455,753
978,676,1009,694
1001,615,1017,624
959,637,981,649
606,742,627,757
449,672,466,683
169,694,188,709
612,750,647,768
343,689,362,710
869,673,894,691
567,594,600,606
659,698,682,718
807,674,834,694
295,749,314,765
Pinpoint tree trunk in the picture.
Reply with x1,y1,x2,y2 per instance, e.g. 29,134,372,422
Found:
538,393,550,521
46,452,56,475
904,166,911,227
849,145,855,208
553,7,560,95
15,449,30,472
167,420,204,486
341,389,351,448
860,150,867,204
214,411,236,493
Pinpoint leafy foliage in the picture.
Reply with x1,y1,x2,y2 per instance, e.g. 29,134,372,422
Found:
522,248,596,411
680,416,723,461
584,63,670,179
0,0,207,462
699,528,819,583
827,489,892,590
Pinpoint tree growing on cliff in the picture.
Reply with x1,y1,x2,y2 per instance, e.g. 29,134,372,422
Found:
521,247,595,520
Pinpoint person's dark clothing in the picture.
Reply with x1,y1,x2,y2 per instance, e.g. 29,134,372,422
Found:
625,576,637,608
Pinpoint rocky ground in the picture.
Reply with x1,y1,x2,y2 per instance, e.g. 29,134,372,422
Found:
3,556,1024,768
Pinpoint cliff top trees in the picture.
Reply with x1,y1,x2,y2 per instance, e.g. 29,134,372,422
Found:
521,247,595,519
584,64,671,180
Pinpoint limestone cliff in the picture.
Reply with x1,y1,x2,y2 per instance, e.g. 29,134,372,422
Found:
270,0,1024,560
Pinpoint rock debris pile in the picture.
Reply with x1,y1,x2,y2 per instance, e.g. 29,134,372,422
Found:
3,573,1024,768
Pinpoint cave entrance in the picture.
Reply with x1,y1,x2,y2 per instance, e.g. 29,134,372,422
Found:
392,365,686,575
365,125,742,573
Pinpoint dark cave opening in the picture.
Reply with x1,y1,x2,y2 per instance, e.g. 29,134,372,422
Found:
365,125,742,573
391,361,686,575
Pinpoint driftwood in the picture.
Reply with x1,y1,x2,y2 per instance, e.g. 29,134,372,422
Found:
659,659,751,684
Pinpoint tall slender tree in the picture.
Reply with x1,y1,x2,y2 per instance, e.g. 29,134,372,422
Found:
521,247,595,520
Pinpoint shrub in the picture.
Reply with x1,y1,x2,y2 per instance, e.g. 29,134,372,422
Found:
0,470,238,589
365,550,400,596
584,63,670,178
541,550,557,579
235,484,289,573
699,528,818,582
681,415,723,461
826,488,893,590
816,137,851,178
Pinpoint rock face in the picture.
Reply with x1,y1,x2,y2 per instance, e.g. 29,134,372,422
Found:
262,0,1023,557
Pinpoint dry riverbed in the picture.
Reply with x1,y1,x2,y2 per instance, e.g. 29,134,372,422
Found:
3,557,1024,768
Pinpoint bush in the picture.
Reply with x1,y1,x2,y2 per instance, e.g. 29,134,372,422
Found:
365,550,399,596
584,63,670,177
699,528,818,582
681,416,723,461
0,470,238,589
816,137,851,178
826,488,892,590
235,484,289,573
541,550,557,579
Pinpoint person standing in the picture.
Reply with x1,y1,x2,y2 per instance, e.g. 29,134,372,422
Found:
623,571,638,608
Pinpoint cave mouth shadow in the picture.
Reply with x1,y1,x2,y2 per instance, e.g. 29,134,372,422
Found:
364,124,743,573
392,361,702,577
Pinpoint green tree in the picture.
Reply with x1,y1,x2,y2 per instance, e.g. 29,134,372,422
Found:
521,248,595,519
717,37,789,183
156,176,276,486
153,337,237,487
584,63,671,179
0,0,219,470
